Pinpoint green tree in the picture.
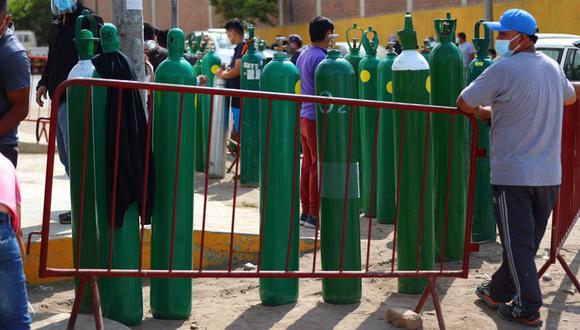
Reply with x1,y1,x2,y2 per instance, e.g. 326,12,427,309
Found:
8,0,53,46
210,0,277,26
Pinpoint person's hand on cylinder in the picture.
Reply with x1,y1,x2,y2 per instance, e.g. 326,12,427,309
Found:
197,75,207,86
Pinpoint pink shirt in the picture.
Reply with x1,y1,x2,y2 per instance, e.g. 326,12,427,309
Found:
0,154,21,233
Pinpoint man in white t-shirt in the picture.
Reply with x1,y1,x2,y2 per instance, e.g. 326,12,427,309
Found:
457,32,476,67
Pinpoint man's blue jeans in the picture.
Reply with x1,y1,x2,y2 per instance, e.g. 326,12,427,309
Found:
56,101,69,176
0,213,31,330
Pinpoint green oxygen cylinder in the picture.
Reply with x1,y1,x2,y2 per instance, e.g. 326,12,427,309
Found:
344,23,364,209
430,12,468,262
316,34,362,305
392,13,434,294
376,44,398,224
240,25,263,187
67,10,98,313
195,42,222,173
151,28,196,320
258,37,301,306
188,33,198,54
468,20,495,243
91,23,143,326
358,26,381,218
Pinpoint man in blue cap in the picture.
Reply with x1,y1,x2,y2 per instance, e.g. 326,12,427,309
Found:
457,8,577,327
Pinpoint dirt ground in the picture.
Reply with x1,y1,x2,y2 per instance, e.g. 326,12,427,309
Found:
28,216,580,330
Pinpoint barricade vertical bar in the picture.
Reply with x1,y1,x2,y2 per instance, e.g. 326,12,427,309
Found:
391,111,406,273
439,116,454,270
168,92,186,272
366,108,381,271
312,105,328,273
339,107,355,272
89,276,104,329
415,113,431,272
138,90,155,271
75,87,92,271
199,93,215,271
67,276,88,329
228,98,245,272
108,89,124,271
285,103,301,272
462,115,479,272
257,99,273,272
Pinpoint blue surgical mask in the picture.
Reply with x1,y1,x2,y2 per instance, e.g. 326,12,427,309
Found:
495,34,521,58
51,0,78,15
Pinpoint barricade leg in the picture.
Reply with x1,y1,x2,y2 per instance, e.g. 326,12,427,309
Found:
557,254,580,292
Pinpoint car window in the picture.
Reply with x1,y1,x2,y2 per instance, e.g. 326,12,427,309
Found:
564,48,580,81
538,48,563,63
214,33,235,49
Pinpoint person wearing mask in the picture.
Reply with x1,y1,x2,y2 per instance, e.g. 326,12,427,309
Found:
389,35,402,55
457,9,577,327
0,153,30,329
0,0,30,168
457,32,476,67
143,22,168,71
216,19,245,142
296,16,334,229
35,0,103,224
287,34,303,65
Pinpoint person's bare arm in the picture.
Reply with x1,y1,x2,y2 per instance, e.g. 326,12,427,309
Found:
216,59,242,79
0,87,30,135
457,96,491,120
564,82,579,106
16,204,25,260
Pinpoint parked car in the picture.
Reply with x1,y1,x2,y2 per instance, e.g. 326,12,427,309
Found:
536,33,580,81
193,28,235,66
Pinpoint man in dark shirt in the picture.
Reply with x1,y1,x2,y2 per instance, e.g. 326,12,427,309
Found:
143,22,168,71
216,19,245,138
287,34,303,65
0,0,30,168
36,0,102,224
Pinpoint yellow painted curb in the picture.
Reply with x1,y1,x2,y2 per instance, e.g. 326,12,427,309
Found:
25,229,317,285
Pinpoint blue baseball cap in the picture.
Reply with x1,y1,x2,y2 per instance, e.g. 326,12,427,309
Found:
484,9,538,35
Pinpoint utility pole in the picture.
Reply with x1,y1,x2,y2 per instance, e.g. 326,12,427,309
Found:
112,1,145,83
484,0,494,43
172,0,178,28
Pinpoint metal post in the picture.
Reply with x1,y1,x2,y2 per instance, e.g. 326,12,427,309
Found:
151,0,156,26
172,0,178,28
360,0,365,17
278,0,284,27
208,3,214,28
316,0,321,16
112,1,145,81
406,0,413,12
484,0,493,44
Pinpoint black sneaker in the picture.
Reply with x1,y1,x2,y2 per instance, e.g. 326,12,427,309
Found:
498,303,543,328
303,216,319,229
476,280,504,310
299,213,309,226
58,211,72,224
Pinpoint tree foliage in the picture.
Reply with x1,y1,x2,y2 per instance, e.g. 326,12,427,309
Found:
8,0,53,46
210,0,277,26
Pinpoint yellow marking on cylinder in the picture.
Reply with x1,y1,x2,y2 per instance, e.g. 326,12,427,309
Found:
211,64,220,74
295,80,301,94
386,81,393,94
360,70,371,83
426,76,431,94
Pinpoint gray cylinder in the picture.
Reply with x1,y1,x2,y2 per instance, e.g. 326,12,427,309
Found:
209,77,228,179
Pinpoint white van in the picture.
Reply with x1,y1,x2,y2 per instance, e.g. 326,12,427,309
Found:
536,33,580,82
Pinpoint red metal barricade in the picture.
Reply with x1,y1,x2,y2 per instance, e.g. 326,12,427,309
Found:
537,83,580,291
39,78,481,329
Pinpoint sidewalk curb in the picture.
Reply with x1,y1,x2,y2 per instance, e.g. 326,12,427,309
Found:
20,141,48,154
25,229,317,285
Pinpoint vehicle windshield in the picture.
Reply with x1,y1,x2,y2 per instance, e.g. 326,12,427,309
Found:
213,33,236,49
537,48,563,63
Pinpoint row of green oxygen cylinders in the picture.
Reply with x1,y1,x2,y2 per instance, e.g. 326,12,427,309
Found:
335,13,496,295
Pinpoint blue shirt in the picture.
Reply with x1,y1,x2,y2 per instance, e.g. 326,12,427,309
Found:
0,29,30,145
296,45,326,121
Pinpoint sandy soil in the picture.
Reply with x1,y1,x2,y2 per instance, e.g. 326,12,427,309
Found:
28,216,580,330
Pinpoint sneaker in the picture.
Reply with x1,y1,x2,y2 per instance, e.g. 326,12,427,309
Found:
303,215,319,229
476,280,504,310
299,213,309,226
58,211,72,225
498,303,543,328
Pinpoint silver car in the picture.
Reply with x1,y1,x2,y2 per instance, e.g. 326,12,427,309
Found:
536,33,580,82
